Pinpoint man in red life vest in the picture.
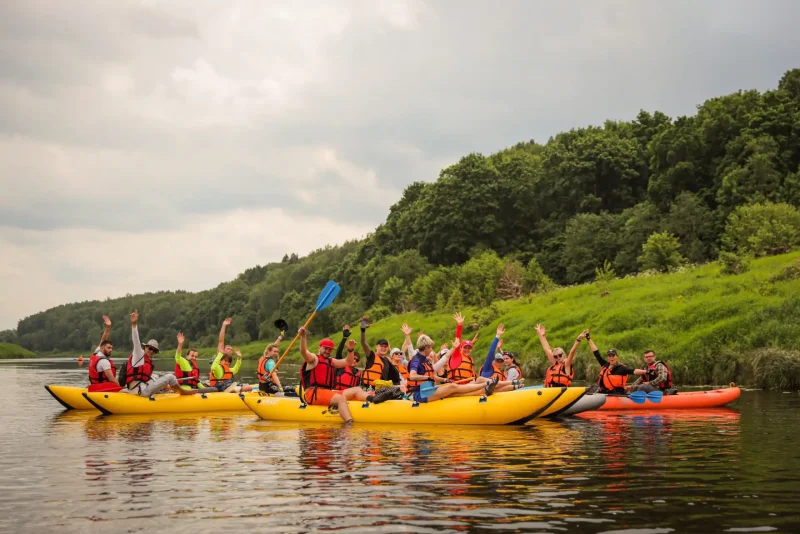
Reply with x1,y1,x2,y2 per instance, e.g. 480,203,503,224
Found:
124,310,195,397
298,327,381,424
627,349,674,393
88,315,120,391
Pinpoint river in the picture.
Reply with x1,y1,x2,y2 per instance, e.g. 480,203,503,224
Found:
1,357,799,533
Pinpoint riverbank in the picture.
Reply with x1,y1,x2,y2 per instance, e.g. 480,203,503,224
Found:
29,252,800,389
0,342,38,359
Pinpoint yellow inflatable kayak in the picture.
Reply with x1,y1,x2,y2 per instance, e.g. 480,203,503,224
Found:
45,385,97,411
242,387,566,425
82,390,259,415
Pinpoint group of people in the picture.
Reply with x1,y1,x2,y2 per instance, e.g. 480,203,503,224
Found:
84,309,674,423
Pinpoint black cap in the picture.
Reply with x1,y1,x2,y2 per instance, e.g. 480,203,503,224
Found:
376,338,389,346
607,349,618,356
274,318,289,332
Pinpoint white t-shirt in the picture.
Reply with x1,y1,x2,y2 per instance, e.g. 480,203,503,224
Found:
505,366,520,382
95,357,111,374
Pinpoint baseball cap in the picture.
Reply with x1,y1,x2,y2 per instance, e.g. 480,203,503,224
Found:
376,338,389,346
607,349,618,356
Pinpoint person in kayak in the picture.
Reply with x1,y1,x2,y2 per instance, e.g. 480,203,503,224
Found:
536,323,580,387
298,327,387,424
359,316,401,388
88,315,120,390
587,332,645,394
475,324,523,392
209,318,254,393
390,348,408,383
175,332,206,390
627,350,674,394
502,351,523,383
257,330,286,394
125,310,195,396
408,335,498,403
334,324,362,391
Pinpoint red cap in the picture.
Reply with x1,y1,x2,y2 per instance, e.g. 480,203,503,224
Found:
462,340,474,348
319,338,335,349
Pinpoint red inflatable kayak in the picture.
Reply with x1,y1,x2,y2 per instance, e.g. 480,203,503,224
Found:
599,387,741,410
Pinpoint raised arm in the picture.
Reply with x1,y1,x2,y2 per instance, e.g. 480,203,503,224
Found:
336,324,350,359
435,338,460,373
400,323,413,354
231,348,243,374
218,317,231,353
586,331,608,367
176,331,185,359
359,316,371,356
566,329,586,375
99,315,112,345
298,327,318,365
536,323,555,364
130,310,143,364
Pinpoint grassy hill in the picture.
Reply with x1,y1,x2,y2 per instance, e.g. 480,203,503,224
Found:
0,343,38,359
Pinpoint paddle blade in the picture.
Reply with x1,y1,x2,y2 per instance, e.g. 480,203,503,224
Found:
315,281,341,312
418,381,436,399
628,391,646,404
646,391,664,403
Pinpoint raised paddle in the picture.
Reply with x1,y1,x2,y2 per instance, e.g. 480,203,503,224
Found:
269,280,341,377
628,390,663,404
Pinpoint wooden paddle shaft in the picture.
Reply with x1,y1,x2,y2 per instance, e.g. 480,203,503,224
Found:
270,311,317,376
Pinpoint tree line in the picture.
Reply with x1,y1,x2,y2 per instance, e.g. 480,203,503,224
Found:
6,69,800,354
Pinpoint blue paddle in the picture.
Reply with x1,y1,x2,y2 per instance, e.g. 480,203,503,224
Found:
270,281,341,375
628,390,663,404
419,377,472,399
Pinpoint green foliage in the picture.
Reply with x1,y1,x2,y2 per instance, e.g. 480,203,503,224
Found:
0,342,37,359
722,202,800,257
638,232,685,272
524,258,555,294
718,251,752,275
750,348,800,390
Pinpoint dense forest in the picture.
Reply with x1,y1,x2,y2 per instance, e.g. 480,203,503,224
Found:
6,69,800,354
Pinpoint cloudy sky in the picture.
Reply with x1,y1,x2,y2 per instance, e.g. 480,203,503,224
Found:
1,0,798,329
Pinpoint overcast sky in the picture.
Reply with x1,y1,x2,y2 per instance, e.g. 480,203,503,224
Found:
1,0,798,330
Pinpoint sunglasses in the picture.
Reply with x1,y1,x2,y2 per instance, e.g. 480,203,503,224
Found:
554,353,564,358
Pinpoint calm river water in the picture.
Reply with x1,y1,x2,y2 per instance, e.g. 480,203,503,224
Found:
1,358,799,533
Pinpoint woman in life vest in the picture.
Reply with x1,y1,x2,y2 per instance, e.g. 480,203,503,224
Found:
257,328,286,394
209,318,254,393
359,316,401,388
627,349,674,393
585,331,645,394
174,332,204,390
408,335,499,403
502,351,523,383
390,347,408,393
536,323,579,387
468,323,522,392
298,327,384,424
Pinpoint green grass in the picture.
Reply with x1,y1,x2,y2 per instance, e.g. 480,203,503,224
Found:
0,342,38,359
30,252,800,389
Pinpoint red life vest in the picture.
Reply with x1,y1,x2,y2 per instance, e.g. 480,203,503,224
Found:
88,354,116,384
545,362,573,387
257,356,276,384
361,354,385,388
126,354,154,386
300,354,336,390
447,352,476,382
334,366,362,391
208,361,234,386
174,360,199,388
643,360,673,389
598,366,628,391
407,356,434,393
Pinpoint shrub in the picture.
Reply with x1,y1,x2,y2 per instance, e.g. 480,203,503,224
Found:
718,250,752,275
638,231,684,272
770,259,800,283
524,258,556,294
594,259,617,284
721,202,800,257
750,348,800,390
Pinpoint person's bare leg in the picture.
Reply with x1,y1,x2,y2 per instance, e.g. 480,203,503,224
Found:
343,387,371,402
332,394,353,422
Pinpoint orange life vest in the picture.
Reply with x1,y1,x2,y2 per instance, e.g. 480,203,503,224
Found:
491,362,506,382
208,361,234,386
361,354,386,388
545,362,573,387
407,356,435,393
598,365,628,391
447,352,475,382
395,363,409,382
126,354,154,386
88,354,116,384
174,360,200,388
256,356,276,384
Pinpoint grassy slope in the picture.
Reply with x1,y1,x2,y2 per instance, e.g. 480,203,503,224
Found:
0,342,38,359
35,252,800,387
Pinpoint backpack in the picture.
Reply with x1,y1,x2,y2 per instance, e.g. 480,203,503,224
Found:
117,356,129,386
